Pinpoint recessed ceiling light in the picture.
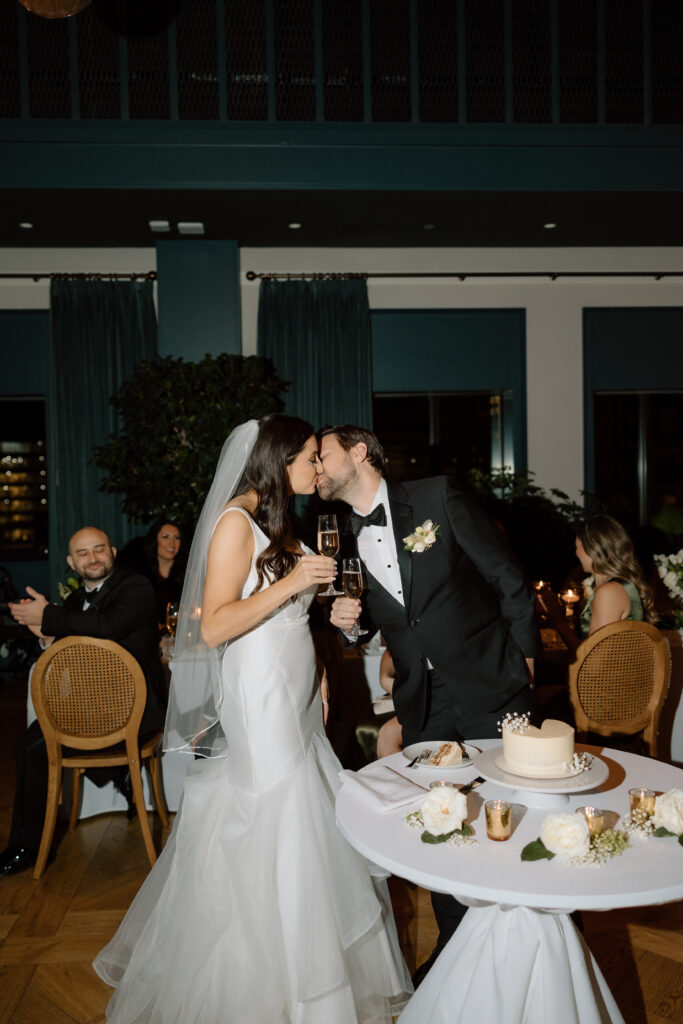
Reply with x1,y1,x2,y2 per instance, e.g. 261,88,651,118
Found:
288,222,302,230
177,221,205,235
149,220,170,233
19,222,33,229
543,222,557,230
423,223,435,230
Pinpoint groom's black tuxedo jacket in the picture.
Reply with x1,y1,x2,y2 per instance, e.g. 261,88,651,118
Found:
342,476,537,734
41,564,167,737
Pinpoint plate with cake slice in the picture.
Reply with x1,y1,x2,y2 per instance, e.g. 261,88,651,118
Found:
401,740,480,770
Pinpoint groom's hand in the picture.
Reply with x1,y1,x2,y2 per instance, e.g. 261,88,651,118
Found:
330,597,361,631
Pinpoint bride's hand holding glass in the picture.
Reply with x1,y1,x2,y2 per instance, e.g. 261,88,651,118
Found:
288,553,337,595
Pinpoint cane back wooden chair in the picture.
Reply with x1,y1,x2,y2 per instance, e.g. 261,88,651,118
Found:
30,635,168,879
568,621,671,757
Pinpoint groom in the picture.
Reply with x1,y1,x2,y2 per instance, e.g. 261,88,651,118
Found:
318,425,538,973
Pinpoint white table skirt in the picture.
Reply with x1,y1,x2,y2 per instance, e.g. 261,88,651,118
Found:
337,742,683,1024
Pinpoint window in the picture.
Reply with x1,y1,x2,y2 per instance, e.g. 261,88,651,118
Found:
373,391,504,483
0,398,48,560
593,391,683,532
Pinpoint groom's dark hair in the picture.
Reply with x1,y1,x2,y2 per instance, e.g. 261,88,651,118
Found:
319,425,387,475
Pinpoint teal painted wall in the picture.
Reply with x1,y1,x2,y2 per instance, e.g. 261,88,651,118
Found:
0,311,51,596
371,308,527,473
156,240,241,359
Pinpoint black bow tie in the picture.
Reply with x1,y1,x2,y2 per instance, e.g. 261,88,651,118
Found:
348,503,387,536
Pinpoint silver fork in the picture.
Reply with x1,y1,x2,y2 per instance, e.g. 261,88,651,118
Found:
407,748,432,768
456,740,470,760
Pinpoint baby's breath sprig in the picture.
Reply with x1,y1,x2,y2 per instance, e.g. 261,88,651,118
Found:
497,711,531,734
562,751,593,776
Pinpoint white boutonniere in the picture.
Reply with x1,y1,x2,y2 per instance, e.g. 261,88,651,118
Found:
403,520,439,553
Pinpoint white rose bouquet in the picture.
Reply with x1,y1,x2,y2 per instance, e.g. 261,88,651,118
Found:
522,811,629,865
653,788,683,844
654,550,683,604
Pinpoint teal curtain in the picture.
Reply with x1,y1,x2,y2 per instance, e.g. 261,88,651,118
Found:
48,279,157,595
257,278,373,429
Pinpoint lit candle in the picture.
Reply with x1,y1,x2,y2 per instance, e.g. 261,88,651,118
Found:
560,588,580,616
577,806,605,836
485,800,511,842
629,788,656,818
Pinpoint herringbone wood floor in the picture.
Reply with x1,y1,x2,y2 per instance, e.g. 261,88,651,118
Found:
1,675,681,1024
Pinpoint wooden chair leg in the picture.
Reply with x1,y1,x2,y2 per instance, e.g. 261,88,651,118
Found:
33,762,61,880
129,758,157,867
69,768,83,830
148,754,169,828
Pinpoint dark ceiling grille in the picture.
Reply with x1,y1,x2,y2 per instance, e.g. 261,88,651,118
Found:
651,0,683,123
512,0,552,123
559,0,598,123
0,5,21,118
323,0,363,121
417,1,460,123
370,0,411,122
176,0,219,120
78,6,122,119
26,15,71,118
605,0,643,123
127,25,170,119
466,0,505,123
275,0,316,121
225,3,268,121
6,0,683,126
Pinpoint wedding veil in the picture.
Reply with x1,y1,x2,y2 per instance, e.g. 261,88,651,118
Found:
163,419,260,756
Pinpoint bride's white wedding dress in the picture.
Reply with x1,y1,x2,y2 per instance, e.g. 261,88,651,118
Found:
94,508,411,1023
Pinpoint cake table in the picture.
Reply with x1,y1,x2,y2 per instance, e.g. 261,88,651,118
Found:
336,741,683,1024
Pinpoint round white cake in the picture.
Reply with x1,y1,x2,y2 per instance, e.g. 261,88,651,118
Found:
502,719,575,777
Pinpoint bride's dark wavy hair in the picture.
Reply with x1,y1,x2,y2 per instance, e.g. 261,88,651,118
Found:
238,413,315,593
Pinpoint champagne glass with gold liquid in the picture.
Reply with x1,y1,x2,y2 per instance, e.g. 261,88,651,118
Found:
317,514,344,596
342,557,368,636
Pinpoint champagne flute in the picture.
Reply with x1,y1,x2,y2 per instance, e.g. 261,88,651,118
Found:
342,557,368,637
165,602,179,637
317,514,344,596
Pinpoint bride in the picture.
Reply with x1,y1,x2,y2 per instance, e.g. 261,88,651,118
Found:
94,415,411,1023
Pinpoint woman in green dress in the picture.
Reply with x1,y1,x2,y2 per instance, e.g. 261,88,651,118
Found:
538,514,654,654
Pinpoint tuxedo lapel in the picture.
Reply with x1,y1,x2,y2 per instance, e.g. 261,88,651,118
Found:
80,576,113,610
388,484,414,611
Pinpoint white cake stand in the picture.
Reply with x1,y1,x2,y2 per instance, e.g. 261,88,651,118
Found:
473,746,610,808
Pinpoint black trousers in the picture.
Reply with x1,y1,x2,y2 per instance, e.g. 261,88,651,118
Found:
10,720,131,851
401,670,540,951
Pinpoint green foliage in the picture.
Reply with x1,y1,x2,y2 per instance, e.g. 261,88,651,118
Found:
420,823,474,844
94,354,285,525
520,838,555,861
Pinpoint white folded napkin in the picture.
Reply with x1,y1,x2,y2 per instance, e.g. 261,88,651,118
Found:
340,762,427,813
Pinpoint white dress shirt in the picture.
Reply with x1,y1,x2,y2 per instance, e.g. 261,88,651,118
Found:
353,478,405,607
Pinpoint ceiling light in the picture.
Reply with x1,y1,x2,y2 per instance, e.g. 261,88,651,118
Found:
288,222,302,230
543,222,557,230
423,223,435,230
19,222,34,229
149,220,170,233
177,221,205,235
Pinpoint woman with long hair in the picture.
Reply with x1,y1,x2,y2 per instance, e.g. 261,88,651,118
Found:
538,513,654,653
94,415,411,1023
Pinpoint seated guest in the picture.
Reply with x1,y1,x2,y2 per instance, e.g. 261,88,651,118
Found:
120,518,186,628
2,526,166,877
537,513,654,655
376,648,403,758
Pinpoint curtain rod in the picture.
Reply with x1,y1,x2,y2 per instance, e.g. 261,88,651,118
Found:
245,270,681,282
0,271,157,281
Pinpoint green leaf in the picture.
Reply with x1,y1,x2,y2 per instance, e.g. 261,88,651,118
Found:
653,826,677,838
521,839,555,861
679,833,683,846
421,830,455,844
455,823,474,836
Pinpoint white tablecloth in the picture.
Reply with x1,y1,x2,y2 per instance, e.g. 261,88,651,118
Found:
337,742,683,1024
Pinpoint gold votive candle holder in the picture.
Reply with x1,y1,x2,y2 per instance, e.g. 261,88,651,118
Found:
629,788,656,818
429,780,457,791
485,800,511,842
576,806,605,836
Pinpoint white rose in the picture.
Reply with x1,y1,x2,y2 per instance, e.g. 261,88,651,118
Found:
412,541,426,553
421,786,467,835
422,520,434,532
653,788,683,835
424,531,437,546
540,812,590,859
664,570,677,590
